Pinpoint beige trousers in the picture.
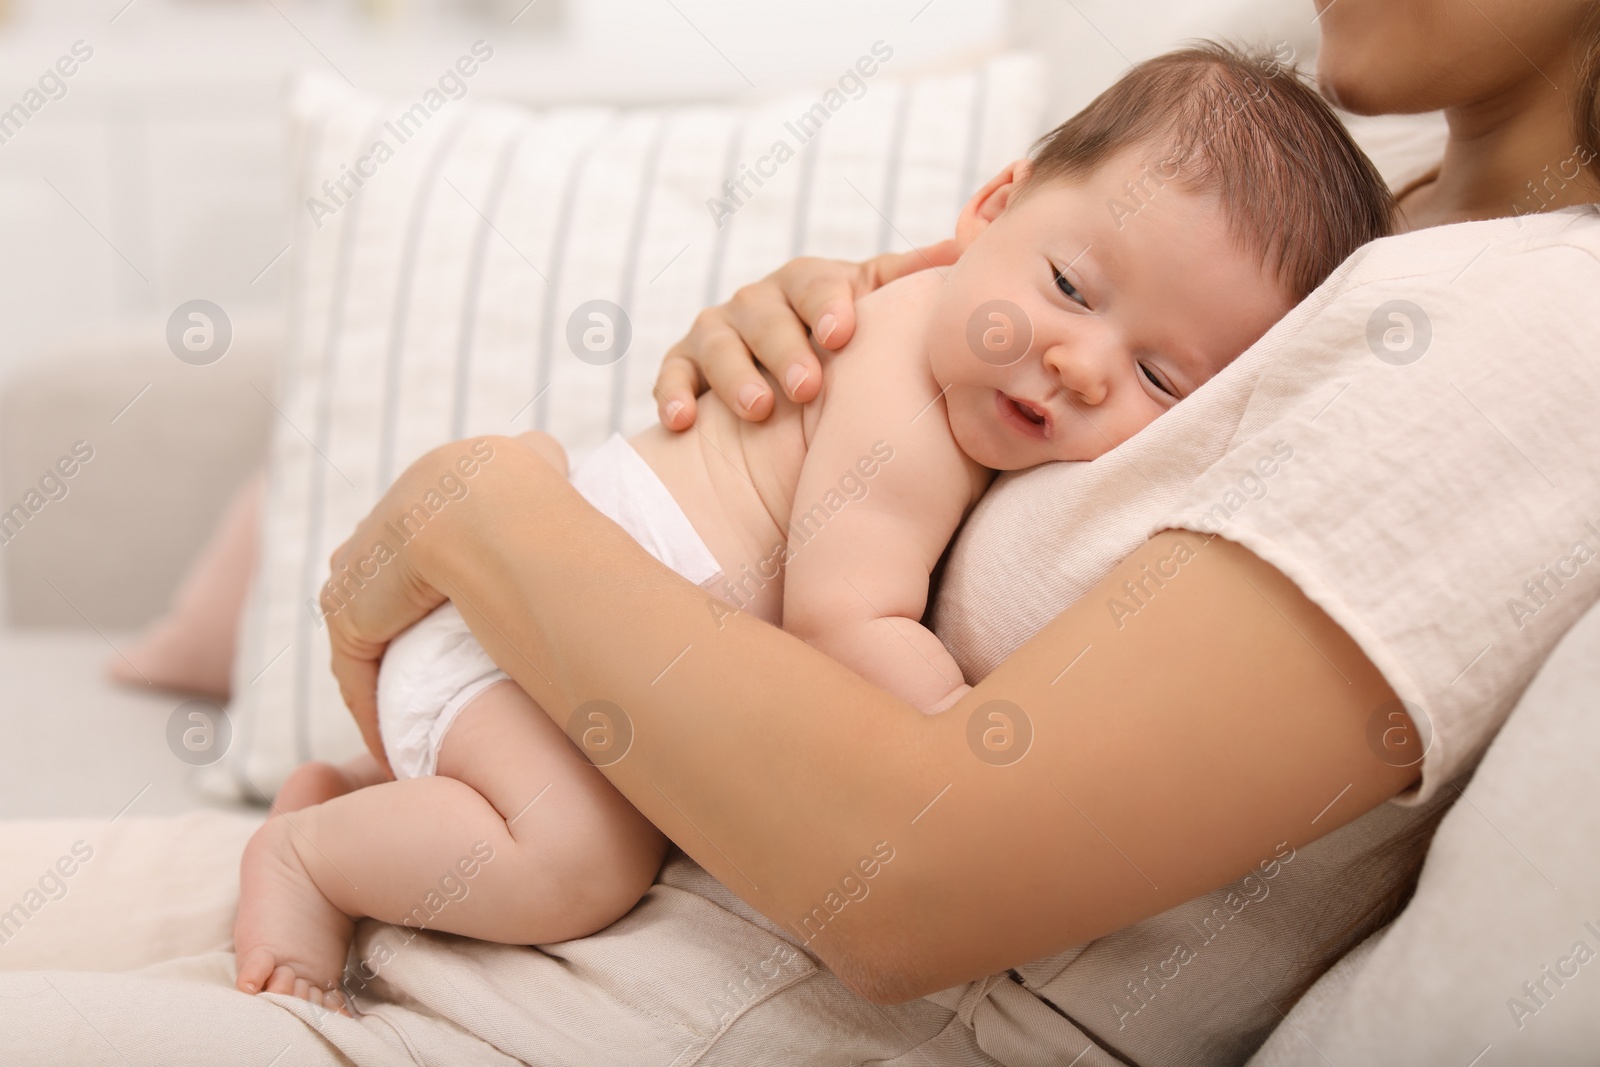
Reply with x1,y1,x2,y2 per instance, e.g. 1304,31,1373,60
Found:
0,812,1010,1066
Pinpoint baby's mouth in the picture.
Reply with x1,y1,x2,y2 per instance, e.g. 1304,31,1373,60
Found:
996,391,1052,440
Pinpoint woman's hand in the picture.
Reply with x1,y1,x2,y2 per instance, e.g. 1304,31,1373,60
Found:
321,432,562,776
654,241,959,430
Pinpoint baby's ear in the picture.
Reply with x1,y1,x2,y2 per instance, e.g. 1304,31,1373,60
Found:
954,159,1032,251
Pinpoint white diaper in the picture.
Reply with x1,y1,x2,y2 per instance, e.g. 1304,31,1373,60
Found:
376,434,724,779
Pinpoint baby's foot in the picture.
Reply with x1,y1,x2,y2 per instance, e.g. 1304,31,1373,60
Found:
234,814,355,1015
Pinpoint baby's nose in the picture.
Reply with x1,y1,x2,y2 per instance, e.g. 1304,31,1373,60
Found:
1043,342,1111,407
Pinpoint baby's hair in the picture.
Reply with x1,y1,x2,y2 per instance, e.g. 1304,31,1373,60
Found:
1024,42,1394,300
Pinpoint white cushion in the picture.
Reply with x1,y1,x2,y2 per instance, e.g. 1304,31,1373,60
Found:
214,55,1046,799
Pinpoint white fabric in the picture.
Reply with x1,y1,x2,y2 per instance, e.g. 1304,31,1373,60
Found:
218,57,1047,800
377,604,511,780
378,434,722,779
569,434,723,587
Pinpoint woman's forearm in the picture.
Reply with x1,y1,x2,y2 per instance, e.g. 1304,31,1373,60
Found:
422,439,935,986
415,436,1419,1002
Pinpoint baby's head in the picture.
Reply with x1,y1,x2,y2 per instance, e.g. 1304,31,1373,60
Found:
927,44,1394,470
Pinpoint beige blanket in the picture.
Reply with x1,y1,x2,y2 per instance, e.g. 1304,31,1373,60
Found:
0,815,1024,1065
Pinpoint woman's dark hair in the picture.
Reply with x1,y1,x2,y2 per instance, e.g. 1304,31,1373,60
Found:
1022,42,1395,301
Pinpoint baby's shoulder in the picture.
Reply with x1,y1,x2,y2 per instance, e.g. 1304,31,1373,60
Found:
804,267,971,480
818,269,943,394
857,268,945,323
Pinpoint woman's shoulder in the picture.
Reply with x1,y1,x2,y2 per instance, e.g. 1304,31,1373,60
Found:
1174,204,1600,809
1236,206,1600,397
1332,206,1600,298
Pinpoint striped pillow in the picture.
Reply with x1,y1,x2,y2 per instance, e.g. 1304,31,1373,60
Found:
215,54,1046,800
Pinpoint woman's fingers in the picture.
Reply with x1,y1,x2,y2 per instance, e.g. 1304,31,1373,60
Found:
321,539,383,768
727,273,834,404
712,256,861,414
322,566,394,777
653,243,963,431
329,640,391,777
320,441,491,777
653,349,706,430
766,245,959,376
774,256,862,354
771,244,958,363
677,306,776,422
871,239,961,286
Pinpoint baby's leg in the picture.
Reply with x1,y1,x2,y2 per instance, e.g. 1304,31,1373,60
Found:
431,680,669,940
235,681,667,1007
274,751,389,813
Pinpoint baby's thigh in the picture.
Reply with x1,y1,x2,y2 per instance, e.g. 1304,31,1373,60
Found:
436,682,666,877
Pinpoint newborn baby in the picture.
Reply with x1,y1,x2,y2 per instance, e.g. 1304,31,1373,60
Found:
235,44,1393,1011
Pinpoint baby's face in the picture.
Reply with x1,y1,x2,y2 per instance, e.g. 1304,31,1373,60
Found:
926,151,1296,470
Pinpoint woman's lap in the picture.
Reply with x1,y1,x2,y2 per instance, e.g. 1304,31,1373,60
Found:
0,813,999,1065
0,812,257,972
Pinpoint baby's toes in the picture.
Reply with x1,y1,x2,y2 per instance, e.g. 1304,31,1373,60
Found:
265,964,300,996
303,983,350,1018
235,947,279,995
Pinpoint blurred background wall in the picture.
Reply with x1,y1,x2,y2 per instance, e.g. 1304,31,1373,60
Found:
0,0,1010,378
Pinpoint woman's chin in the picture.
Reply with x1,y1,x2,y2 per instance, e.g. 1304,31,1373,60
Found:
1314,63,1366,114
1315,55,1430,117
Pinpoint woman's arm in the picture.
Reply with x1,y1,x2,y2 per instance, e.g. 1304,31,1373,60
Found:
653,242,958,430
325,436,1421,1003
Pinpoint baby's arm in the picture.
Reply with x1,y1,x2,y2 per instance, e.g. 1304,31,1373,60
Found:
781,274,991,713
783,470,973,712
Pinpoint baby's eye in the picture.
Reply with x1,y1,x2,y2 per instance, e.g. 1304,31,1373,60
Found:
1139,362,1178,399
1051,264,1089,309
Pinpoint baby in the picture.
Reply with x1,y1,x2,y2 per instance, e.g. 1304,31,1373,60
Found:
235,45,1393,1011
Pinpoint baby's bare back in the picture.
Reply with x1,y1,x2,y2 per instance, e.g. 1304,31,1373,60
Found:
629,271,987,664
628,376,811,625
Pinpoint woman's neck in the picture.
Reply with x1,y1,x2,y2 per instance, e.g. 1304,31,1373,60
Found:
1399,72,1600,232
